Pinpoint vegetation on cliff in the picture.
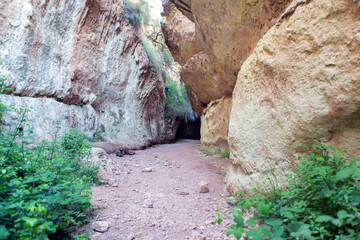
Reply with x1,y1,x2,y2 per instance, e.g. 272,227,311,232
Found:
123,0,197,121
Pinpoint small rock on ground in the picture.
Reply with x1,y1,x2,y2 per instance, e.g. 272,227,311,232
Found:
198,180,210,193
92,221,110,233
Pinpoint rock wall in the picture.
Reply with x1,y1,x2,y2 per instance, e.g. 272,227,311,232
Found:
227,0,360,192
163,0,360,193
162,0,291,150
161,5,203,66
201,97,232,151
0,0,173,147
191,0,291,87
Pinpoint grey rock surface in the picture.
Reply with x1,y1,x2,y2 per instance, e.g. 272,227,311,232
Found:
0,0,173,147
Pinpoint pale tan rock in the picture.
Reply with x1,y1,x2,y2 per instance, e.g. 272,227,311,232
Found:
92,221,110,233
161,3,203,65
181,52,233,104
108,179,116,186
200,97,232,151
191,0,291,87
197,181,209,193
142,167,152,173
227,0,360,193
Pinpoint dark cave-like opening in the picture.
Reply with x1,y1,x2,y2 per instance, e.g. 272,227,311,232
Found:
175,118,201,140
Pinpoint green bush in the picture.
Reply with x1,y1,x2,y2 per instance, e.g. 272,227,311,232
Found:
164,75,190,118
0,84,99,239
222,140,360,240
61,128,89,153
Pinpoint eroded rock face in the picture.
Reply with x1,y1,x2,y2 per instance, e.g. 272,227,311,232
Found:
227,0,360,192
168,0,194,22
0,0,171,147
191,0,291,87
186,89,205,116
201,97,232,151
181,51,233,105
161,3,203,66
0,95,98,140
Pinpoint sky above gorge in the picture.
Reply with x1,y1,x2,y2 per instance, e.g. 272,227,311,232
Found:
147,0,163,20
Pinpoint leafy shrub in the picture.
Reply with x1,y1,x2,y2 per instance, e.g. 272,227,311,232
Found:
0,84,99,239
61,128,89,153
164,75,190,118
222,141,360,240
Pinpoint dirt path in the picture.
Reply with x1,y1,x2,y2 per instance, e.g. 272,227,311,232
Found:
84,140,236,240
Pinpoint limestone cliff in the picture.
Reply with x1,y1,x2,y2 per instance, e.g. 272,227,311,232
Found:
227,0,360,192
163,0,360,193
0,0,173,147
200,97,232,151
162,0,291,150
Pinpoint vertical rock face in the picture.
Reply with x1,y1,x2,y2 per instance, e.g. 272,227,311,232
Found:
201,97,232,151
0,0,171,147
166,0,194,22
164,0,360,194
180,51,233,105
162,0,291,153
161,3,203,66
191,0,291,87
227,0,360,192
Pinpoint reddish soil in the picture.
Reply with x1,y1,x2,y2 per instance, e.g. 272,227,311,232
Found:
83,140,236,240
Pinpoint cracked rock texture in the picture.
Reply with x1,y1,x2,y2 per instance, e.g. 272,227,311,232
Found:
164,0,360,193
161,4,203,66
180,51,233,106
201,97,232,152
227,0,360,192
191,0,291,87
162,0,291,152
0,0,173,147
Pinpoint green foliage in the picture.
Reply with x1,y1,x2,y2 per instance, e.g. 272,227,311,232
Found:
164,75,189,118
161,48,174,67
202,147,230,159
222,141,360,239
61,128,89,153
221,150,230,159
0,83,99,239
122,0,151,30
141,37,163,72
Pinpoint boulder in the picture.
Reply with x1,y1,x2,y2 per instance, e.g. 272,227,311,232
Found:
227,0,360,193
180,52,233,105
161,3,203,65
92,221,110,233
197,181,209,193
191,0,291,87
200,97,232,151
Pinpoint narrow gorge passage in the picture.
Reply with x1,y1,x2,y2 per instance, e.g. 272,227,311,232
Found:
83,140,236,240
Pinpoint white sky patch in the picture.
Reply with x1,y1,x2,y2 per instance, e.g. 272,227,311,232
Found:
147,0,163,20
